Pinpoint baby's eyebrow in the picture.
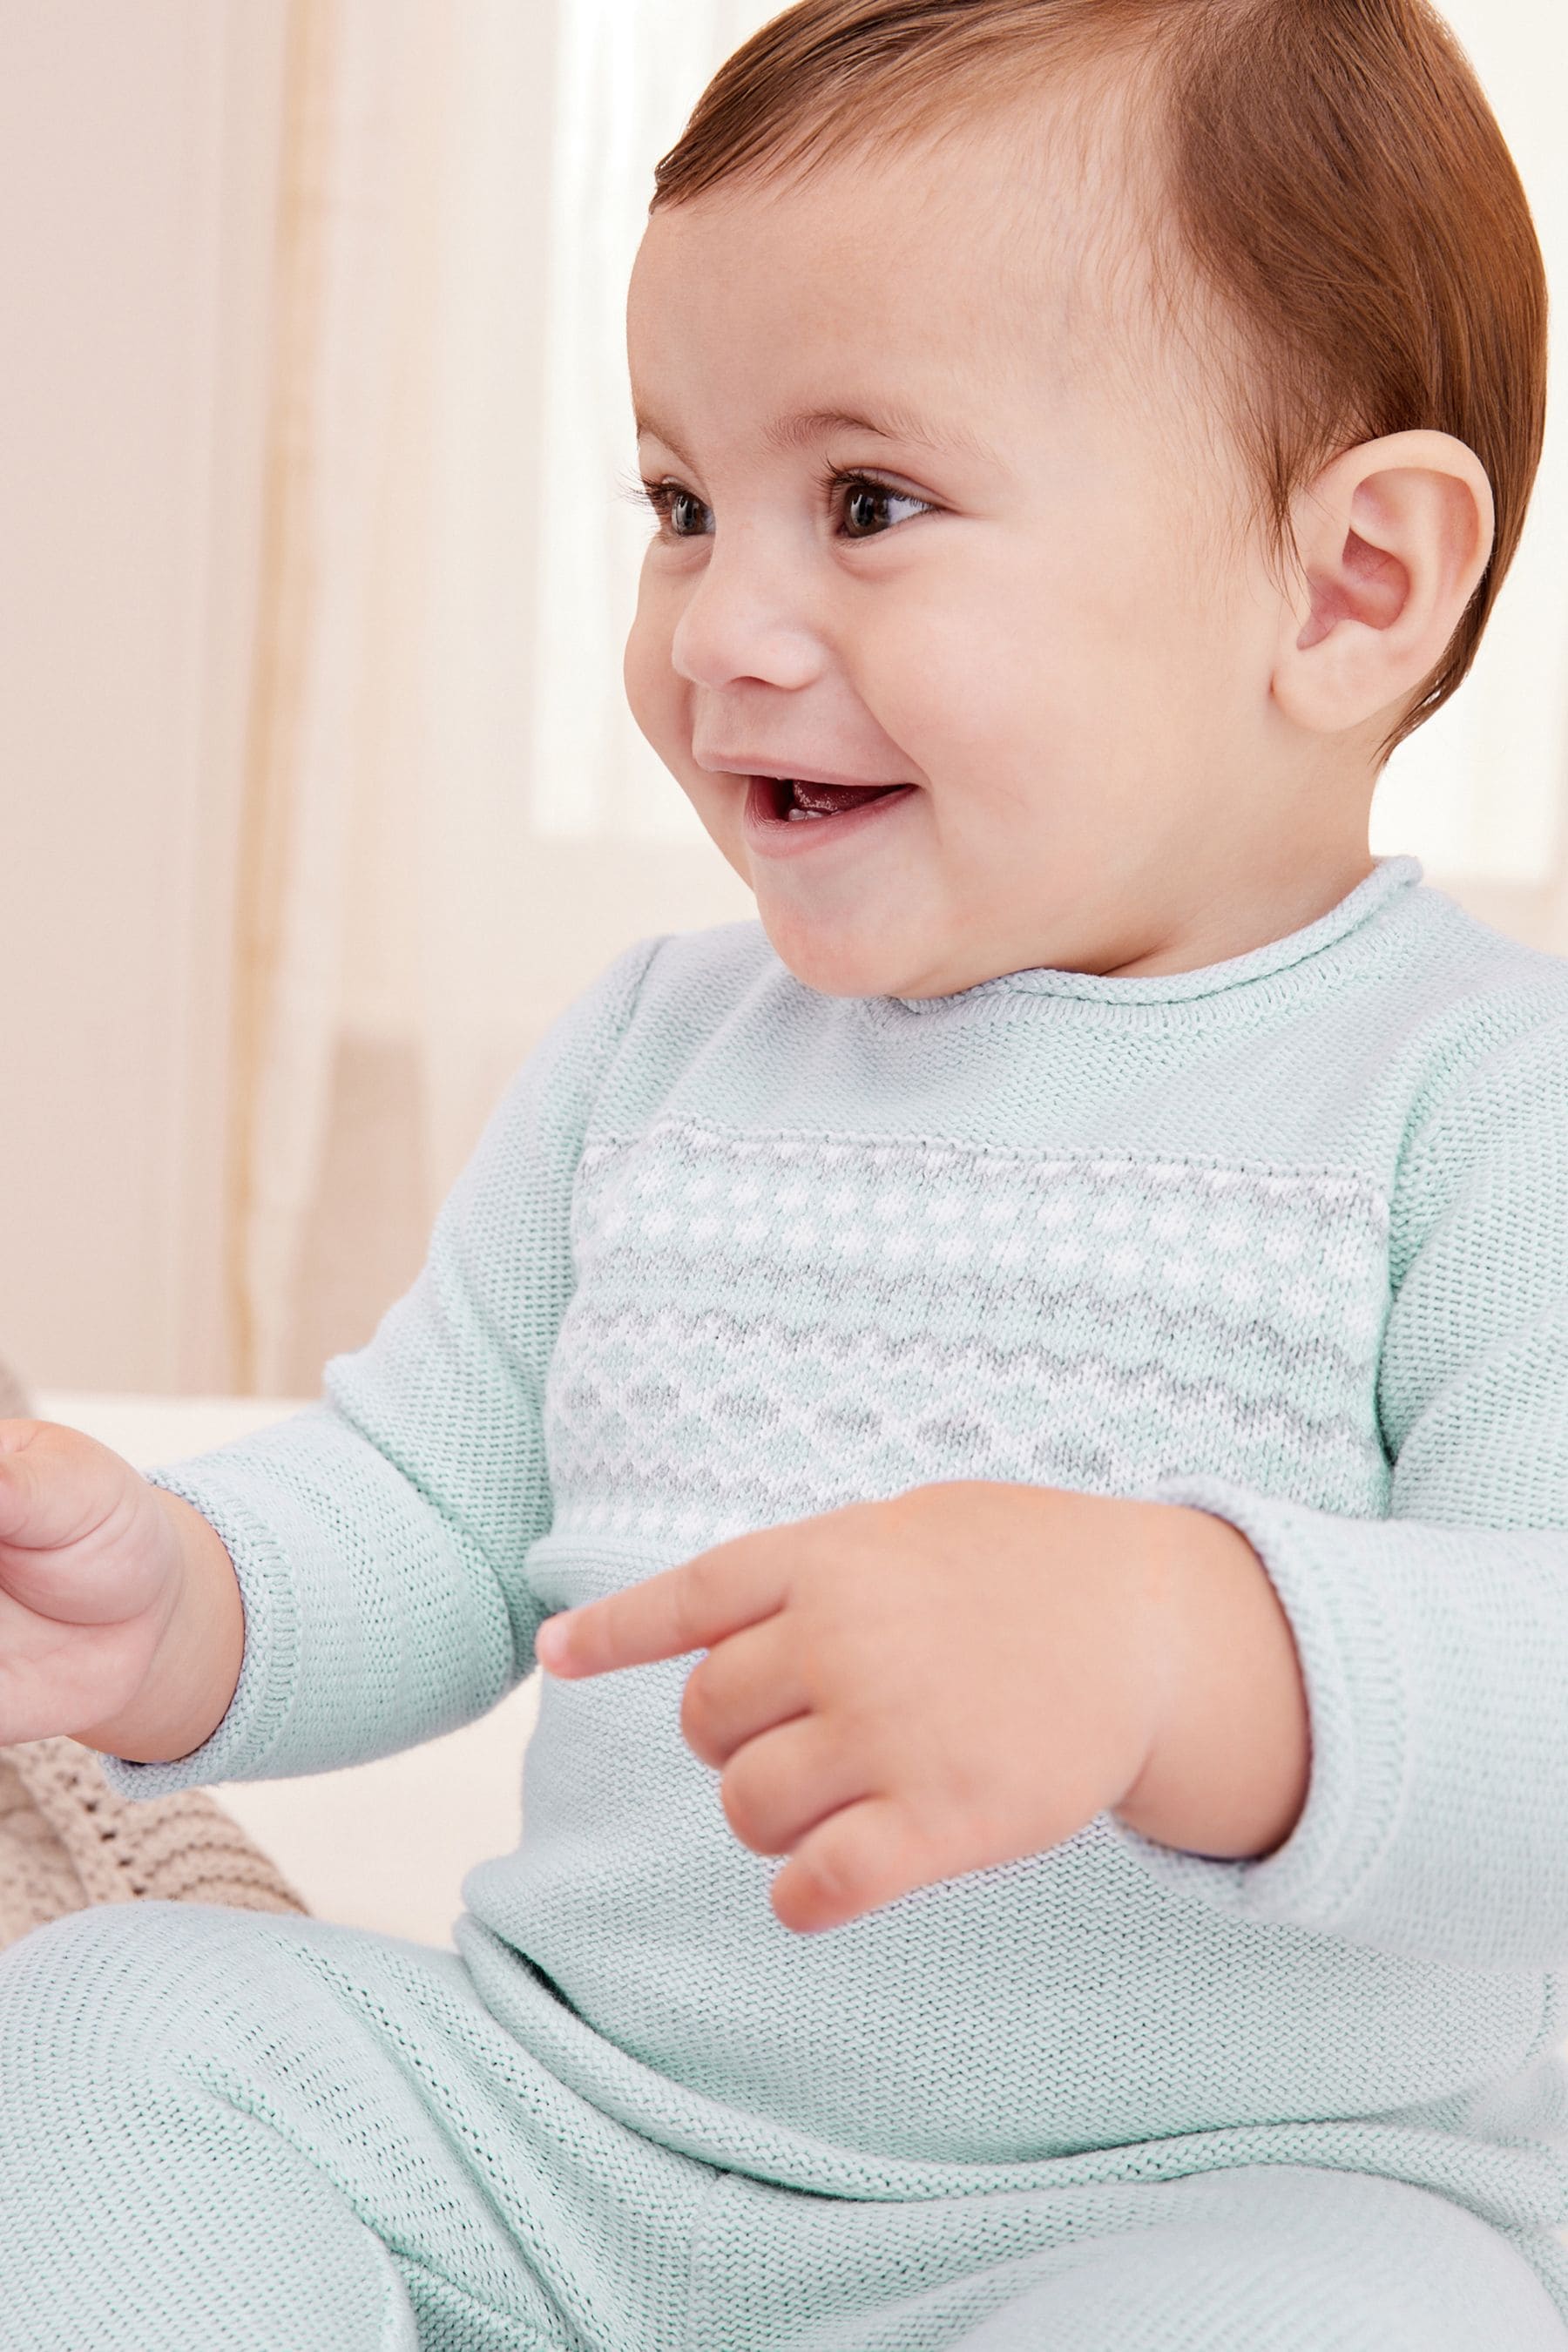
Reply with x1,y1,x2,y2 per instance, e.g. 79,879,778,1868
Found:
633,401,996,470
632,409,693,467
761,403,994,463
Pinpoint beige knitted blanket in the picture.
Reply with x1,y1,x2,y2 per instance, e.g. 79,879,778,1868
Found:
0,1355,311,1950
0,1737,311,1948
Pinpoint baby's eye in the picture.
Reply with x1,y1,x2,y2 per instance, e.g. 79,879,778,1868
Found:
640,482,713,539
838,476,933,538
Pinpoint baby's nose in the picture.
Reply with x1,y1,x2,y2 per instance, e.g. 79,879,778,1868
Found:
669,543,826,693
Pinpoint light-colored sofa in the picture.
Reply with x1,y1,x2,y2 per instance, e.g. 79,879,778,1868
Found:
36,1390,541,1955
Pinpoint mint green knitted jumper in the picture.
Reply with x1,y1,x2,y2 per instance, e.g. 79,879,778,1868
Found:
7,853,1568,2349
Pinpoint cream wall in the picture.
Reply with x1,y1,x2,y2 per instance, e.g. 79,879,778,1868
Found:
0,2,288,1391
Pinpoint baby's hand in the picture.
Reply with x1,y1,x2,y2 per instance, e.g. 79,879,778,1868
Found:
536,1481,1199,1935
0,1418,204,1748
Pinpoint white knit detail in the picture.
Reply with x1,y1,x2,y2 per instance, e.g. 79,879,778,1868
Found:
547,1121,1390,1548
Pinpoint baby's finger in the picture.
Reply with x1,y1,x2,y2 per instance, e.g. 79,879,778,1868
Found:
679,1612,809,1766
536,1531,788,1678
717,1711,865,1855
0,1423,102,1551
768,1794,929,1935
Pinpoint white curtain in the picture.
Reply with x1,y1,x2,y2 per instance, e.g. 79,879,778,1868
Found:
232,0,763,1390
528,0,783,842
400,0,769,1201
228,0,429,1393
232,0,1567,1395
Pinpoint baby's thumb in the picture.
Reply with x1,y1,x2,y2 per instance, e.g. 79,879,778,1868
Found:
0,1420,120,1556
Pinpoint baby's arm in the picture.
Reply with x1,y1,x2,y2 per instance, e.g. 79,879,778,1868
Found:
1109,1015,1568,1969
91,933,666,1800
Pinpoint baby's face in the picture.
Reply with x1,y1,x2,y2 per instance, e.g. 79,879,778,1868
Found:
624,105,1292,997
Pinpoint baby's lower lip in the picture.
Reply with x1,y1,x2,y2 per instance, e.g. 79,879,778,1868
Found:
741,775,917,859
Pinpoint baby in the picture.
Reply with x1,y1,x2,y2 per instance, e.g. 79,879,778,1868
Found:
2,1,1565,2346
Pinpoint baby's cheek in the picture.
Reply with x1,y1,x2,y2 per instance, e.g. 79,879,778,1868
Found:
622,578,679,744
881,569,1077,767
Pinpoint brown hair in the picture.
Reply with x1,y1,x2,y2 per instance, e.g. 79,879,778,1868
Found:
651,0,1548,761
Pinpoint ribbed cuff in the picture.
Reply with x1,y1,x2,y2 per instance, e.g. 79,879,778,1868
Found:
1105,1474,1409,1936
94,1461,304,1799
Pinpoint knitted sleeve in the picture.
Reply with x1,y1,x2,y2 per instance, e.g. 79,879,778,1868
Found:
1107,1016,1568,1966
97,934,668,1799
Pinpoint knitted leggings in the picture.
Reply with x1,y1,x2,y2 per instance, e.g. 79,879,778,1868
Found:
2,1900,1565,2352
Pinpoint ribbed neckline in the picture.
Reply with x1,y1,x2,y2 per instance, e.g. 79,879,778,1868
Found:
879,855,1424,1011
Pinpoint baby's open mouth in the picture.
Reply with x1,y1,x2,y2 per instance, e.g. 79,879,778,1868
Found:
740,771,918,854
767,777,912,822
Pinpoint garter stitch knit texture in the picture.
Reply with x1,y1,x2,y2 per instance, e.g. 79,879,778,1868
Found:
73,855,1568,2328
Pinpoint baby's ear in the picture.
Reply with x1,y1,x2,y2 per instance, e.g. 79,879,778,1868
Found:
1270,430,1495,740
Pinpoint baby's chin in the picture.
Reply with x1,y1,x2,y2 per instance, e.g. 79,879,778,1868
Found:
751,893,978,1004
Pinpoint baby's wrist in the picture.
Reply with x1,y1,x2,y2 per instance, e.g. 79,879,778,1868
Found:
1112,1504,1310,1862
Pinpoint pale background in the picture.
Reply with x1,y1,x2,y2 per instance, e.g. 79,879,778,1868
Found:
1,0,1565,1410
